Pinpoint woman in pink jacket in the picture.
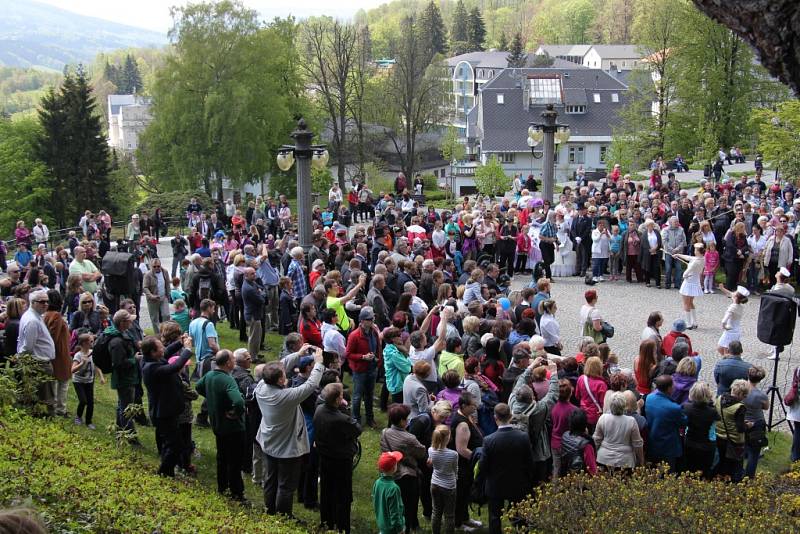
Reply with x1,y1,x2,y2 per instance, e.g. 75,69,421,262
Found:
575,356,608,432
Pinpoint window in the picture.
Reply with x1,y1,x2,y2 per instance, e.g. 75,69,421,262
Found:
569,146,585,164
600,145,609,163
565,105,586,114
498,153,515,164
611,93,619,103
497,94,504,104
593,93,601,103
529,77,562,104
622,61,627,67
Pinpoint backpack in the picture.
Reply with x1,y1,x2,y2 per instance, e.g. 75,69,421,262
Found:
469,446,487,505
559,432,592,476
198,277,212,302
476,389,499,437
92,331,118,373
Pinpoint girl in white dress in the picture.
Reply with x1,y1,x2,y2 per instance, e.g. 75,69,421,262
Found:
675,243,706,329
552,212,576,277
716,284,750,355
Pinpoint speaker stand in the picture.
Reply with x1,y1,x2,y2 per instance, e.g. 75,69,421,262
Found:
766,345,793,433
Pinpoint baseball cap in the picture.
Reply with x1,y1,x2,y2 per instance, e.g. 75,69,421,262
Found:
377,451,403,472
672,319,687,332
359,306,375,321
298,356,315,370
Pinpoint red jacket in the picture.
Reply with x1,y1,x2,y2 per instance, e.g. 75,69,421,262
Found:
661,331,695,357
346,325,383,373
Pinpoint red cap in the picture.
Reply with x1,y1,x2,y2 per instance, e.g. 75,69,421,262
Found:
377,451,403,472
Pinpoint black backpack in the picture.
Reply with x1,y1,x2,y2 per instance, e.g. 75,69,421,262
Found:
198,277,212,302
101,252,137,296
92,331,118,373
559,432,591,476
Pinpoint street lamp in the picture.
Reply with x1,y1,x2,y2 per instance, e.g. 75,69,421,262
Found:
528,104,570,203
275,118,329,249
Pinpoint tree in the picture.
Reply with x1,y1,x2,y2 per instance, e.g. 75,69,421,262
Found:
467,7,486,52
379,16,446,178
122,55,143,93
595,0,638,43
300,18,358,190
440,125,465,163
451,0,469,43
0,117,52,232
530,52,555,67
420,1,448,58
752,100,800,179
608,69,659,172
473,155,509,197
37,66,112,227
349,25,380,179
506,32,527,67
139,1,300,199
497,31,509,52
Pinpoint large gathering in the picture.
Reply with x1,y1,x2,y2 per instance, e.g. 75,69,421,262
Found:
3,157,800,533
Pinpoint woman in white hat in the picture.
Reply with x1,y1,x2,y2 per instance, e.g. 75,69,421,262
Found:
716,284,750,355
673,243,706,329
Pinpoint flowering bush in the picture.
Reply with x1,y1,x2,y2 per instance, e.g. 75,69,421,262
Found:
506,464,800,533
0,410,305,534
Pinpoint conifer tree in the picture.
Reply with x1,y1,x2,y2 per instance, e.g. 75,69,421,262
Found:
451,0,469,43
497,31,509,52
506,32,527,67
466,7,486,52
420,1,448,58
122,55,143,93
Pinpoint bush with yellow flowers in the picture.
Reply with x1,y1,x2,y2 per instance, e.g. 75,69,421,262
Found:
506,464,800,533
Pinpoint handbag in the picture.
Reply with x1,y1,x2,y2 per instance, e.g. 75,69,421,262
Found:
602,321,615,339
746,425,769,449
784,369,799,406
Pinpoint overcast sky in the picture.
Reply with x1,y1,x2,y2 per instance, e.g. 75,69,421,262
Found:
37,0,388,33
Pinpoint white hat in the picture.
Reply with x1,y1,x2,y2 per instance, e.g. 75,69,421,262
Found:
736,286,750,297
480,333,494,347
779,267,791,278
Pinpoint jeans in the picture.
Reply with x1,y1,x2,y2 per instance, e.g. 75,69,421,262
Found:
591,257,608,279
351,370,376,424
664,254,683,288
609,252,621,276
215,431,245,497
171,253,185,278
146,298,170,333
703,273,716,292
744,421,766,478
263,454,303,515
73,381,94,424
792,423,800,463
431,484,456,534
116,385,137,433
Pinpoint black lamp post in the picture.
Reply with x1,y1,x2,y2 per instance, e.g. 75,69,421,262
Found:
276,118,328,249
528,103,570,203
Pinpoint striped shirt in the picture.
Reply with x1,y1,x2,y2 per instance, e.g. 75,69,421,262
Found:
428,447,458,490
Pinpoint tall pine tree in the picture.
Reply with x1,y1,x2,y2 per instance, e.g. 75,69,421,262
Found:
420,1,447,58
466,7,486,52
38,66,111,227
123,55,143,93
451,0,469,43
507,32,527,67
497,31,509,52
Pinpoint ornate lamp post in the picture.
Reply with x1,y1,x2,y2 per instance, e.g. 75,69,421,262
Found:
527,103,570,202
276,118,329,249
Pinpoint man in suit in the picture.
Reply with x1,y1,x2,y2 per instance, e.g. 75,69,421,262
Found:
479,402,536,534
570,203,592,277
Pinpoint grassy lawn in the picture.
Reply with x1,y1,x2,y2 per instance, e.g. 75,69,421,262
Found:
57,321,795,534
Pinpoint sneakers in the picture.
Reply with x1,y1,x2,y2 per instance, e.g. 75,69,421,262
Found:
87,423,96,430
74,417,83,425
465,519,483,528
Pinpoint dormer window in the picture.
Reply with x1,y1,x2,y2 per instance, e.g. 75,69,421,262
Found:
593,93,601,103
497,94,504,104
611,93,619,103
565,105,586,114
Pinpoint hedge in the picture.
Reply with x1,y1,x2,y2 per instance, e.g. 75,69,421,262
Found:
507,464,800,533
0,410,305,534
137,190,214,221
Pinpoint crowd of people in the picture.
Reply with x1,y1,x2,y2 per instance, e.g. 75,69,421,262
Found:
2,162,800,534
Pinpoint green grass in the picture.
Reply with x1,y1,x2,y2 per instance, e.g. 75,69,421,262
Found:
60,322,795,533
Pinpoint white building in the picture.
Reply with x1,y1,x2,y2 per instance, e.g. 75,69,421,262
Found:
535,44,642,71
107,94,152,151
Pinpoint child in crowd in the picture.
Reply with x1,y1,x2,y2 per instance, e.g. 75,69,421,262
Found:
171,299,190,333
373,451,406,534
171,277,187,303
515,224,531,274
703,242,720,293
609,225,622,281
97,305,110,330
428,425,458,534
70,333,104,429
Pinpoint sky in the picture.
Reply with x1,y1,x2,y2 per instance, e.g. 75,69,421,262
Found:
36,0,388,33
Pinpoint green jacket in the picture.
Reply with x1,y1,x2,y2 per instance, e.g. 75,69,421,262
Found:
107,325,139,390
372,474,405,534
196,369,245,436
438,351,465,380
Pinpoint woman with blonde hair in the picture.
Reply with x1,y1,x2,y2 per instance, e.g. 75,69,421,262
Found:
461,316,482,358
715,379,751,481
722,221,750,291
63,273,84,321
462,268,486,305
575,356,608,432
428,424,458,534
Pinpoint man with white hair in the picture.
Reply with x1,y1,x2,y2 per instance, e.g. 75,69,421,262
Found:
661,216,687,289
33,218,49,248
286,246,309,301
69,246,102,294
404,281,428,320
18,289,57,415
389,239,410,265
230,348,262,483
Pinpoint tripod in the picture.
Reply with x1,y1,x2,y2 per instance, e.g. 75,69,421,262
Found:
766,345,794,433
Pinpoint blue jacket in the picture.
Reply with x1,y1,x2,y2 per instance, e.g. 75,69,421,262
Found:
242,278,266,322
645,390,687,460
713,357,752,396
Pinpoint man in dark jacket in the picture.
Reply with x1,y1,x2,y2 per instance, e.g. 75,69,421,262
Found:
241,267,266,359
142,333,194,476
108,309,140,440
478,403,536,534
570,204,593,277
313,382,361,533
196,349,247,502
189,258,226,315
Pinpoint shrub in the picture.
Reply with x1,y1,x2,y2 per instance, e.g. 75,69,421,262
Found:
0,353,53,416
137,190,214,220
0,410,305,534
506,465,800,533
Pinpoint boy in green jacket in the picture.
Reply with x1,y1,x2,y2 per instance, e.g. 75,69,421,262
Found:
372,451,405,534
196,349,247,502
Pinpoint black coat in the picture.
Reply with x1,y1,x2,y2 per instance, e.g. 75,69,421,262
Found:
479,426,535,501
142,343,192,420
638,229,663,273
313,403,361,460
570,215,592,249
